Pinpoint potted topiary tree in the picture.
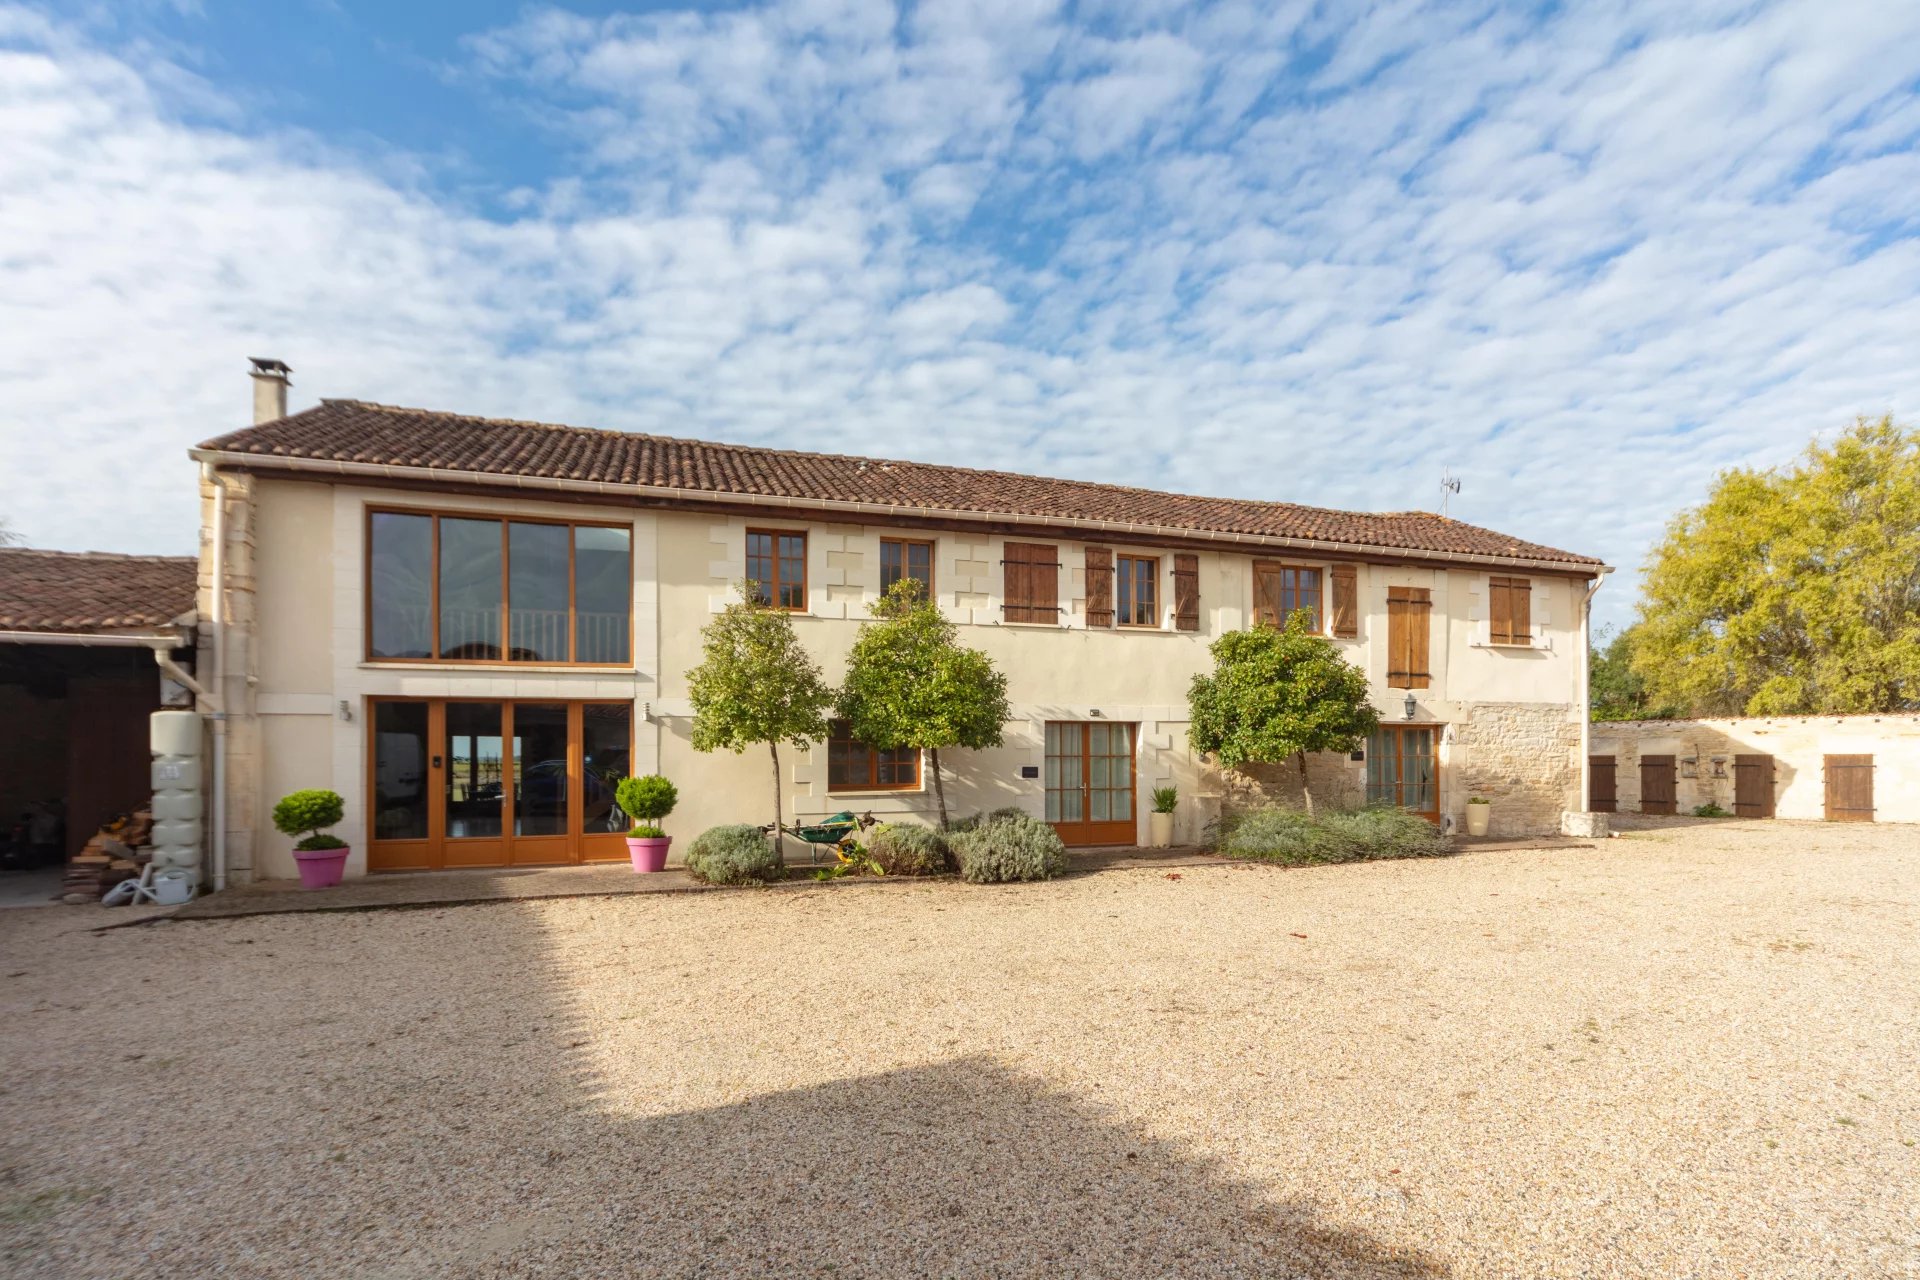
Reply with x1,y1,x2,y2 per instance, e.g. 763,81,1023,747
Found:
1149,786,1178,848
273,789,349,889
616,774,678,872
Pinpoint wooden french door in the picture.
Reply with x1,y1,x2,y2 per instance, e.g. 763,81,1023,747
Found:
367,698,632,871
1366,726,1439,823
1045,722,1137,846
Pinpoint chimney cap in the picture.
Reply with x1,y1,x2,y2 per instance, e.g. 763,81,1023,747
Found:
248,357,292,378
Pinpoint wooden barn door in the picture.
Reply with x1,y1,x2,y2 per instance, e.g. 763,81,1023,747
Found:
1589,756,1617,813
1733,754,1775,819
1823,755,1874,822
1639,755,1677,814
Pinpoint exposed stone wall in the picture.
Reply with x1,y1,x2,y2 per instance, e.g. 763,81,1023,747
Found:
1215,753,1366,823
1450,702,1579,837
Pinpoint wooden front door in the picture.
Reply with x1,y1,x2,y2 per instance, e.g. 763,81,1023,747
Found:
1589,755,1617,813
1824,755,1874,822
1366,726,1439,823
1044,721,1137,846
368,698,633,871
1733,754,1775,818
1639,755,1677,814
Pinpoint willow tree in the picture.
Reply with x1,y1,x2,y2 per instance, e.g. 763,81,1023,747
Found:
687,585,834,858
1633,415,1920,715
837,578,1009,829
1187,612,1377,816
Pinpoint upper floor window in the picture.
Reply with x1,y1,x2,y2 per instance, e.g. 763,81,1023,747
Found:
746,529,808,610
827,720,920,791
367,510,631,665
1116,555,1159,626
880,538,933,597
1254,563,1322,632
1488,576,1531,645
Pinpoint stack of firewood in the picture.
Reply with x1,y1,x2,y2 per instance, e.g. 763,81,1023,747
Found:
61,811,153,903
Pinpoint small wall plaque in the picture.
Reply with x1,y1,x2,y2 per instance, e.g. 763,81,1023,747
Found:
1020,765,1040,779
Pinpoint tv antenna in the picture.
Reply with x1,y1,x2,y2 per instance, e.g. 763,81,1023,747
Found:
1439,469,1461,517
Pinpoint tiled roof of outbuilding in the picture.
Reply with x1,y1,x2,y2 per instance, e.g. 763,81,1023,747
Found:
198,399,1605,568
0,548,197,634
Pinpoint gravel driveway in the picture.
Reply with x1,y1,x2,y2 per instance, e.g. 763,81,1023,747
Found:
4,820,1916,1278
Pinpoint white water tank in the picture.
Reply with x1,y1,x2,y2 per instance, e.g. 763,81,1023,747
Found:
150,710,201,757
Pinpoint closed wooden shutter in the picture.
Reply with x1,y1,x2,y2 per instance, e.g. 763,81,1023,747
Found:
1589,755,1617,812
1824,755,1874,822
1489,576,1531,645
1386,586,1431,689
1084,546,1114,628
1329,564,1358,638
1172,554,1200,631
1639,755,1676,814
1733,754,1774,818
1252,561,1281,626
1002,542,1059,624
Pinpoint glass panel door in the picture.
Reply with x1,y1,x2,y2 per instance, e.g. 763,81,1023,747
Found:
512,703,570,842
445,703,505,839
1045,722,1137,846
1366,727,1439,821
372,702,429,842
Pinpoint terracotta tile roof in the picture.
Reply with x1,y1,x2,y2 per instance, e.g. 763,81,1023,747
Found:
198,399,1605,568
0,548,197,634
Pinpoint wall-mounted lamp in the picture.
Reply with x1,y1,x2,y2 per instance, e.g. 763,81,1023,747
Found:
642,701,653,722
1402,693,1417,721
338,700,353,723
1088,708,1106,718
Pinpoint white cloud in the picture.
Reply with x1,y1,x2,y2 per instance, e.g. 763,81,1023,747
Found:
1,0,1918,636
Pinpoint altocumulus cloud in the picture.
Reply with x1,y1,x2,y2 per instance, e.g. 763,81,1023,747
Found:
2,0,1918,629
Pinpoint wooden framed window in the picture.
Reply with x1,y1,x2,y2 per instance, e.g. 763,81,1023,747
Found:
1002,542,1060,623
1488,576,1531,645
1253,563,1322,631
827,721,920,792
1386,586,1432,689
1116,555,1159,627
880,538,934,597
366,508,632,666
746,529,808,611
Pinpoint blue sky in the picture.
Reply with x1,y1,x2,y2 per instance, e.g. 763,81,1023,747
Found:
3,0,1918,634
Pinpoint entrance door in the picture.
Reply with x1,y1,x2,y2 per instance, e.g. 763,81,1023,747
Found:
369,698,633,871
1045,721,1137,846
1589,755,1617,813
1733,754,1775,818
1824,754,1874,822
1366,726,1439,822
1639,755,1677,814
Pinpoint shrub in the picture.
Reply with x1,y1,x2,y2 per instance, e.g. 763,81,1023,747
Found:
616,775,678,830
1219,805,1449,866
949,810,1067,884
272,789,347,851
626,824,666,839
866,823,950,876
1151,786,1178,813
684,824,783,886
1692,802,1731,818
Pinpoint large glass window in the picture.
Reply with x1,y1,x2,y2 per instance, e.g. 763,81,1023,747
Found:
880,538,933,597
1116,555,1158,627
372,701,429,839
581,704,633,834
508,522,570,661
369,513,433,659
827,721,919,791
366,510,632,664
512,704,570,837
445,702,504,839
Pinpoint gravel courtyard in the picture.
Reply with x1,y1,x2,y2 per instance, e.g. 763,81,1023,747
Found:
4,820,1916,1279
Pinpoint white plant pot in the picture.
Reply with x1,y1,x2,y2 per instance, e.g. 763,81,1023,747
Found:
1148,811,1175,848
1466,805,1491,837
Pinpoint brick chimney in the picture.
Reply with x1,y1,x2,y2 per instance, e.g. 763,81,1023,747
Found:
249,357,291,424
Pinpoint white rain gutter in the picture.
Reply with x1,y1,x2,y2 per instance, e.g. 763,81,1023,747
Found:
0,628,186,648
1578,568,1612,814
202,462,231,892
187,449,1617,577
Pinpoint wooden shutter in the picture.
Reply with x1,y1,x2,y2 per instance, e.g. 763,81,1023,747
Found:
1172,554,1200,631
1638,755,1676,814
1386,586,1431,689
1002,542,1059,624
1084,546,1114,628
1329,564,1358,638
1489,576,1530,645
1252,561,1281,627
1824,755,1874,822
1733,754,1775,819
1589,755,1617,813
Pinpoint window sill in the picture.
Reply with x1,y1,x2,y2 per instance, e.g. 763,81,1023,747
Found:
826,786,925,797
1471,640,1549,652
359,661,639,675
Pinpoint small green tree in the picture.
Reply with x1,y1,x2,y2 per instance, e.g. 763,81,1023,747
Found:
687,584,834,860
1187,613,1378,816
837,579,1011,829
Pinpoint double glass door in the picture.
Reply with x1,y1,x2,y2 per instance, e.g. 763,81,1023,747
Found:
1045,721,1138,846
369,698,632,871
1366,726,1439,822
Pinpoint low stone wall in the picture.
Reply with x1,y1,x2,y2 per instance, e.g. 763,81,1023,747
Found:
1591,716,1920,823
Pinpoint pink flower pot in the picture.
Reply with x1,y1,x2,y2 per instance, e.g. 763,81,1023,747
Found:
626,836,672,873
292,845,350,889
